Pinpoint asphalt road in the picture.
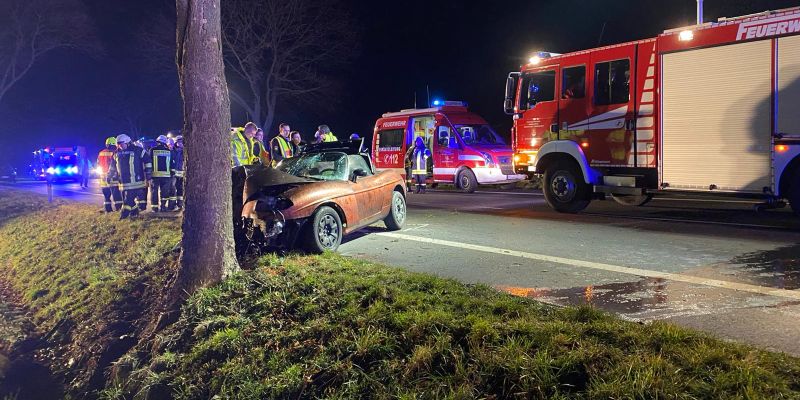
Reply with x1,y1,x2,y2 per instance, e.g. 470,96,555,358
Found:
5,179,800,356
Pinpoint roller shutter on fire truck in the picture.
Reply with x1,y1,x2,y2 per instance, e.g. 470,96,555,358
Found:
777,35,800,136
661,40,772,193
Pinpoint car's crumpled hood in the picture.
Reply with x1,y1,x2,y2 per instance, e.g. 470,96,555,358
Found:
243,167,314,203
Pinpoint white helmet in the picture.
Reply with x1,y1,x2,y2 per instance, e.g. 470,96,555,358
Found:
156,135,169,144
116,134,132,144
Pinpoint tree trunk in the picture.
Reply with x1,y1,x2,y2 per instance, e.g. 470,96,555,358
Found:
172,0,239,300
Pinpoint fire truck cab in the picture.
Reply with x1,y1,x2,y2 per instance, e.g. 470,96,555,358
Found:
373,101,525,192
505,7,800,215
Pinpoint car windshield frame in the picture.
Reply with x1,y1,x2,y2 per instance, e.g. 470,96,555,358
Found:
454,124,506,146
277,151,349,181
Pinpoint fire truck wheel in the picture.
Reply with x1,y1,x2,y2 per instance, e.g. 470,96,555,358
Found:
790,176,800,216
543,162,590,213
383,191,407,231
611,193,653,207
457,169,477,193
303,206,343,253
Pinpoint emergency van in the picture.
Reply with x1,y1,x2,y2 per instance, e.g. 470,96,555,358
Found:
504,7,800,215
373,101,525,192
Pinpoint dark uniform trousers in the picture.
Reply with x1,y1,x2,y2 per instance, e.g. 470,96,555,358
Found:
150,177,173,211
101,185,122,212
121,188,147,218
169,177,184,209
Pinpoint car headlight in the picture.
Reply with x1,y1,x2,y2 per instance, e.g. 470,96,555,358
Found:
46,167,55,174
254,196,293,212
480,152,494,167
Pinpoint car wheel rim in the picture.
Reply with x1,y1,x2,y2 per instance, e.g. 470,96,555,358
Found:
552,172,576,202
460,175,470,189
393,195,406,224
317,214,339,248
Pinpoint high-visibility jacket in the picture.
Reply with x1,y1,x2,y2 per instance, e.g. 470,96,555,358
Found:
172,147,184,178
96,148,117,188
270,135,293,165
322,132,338,142
410,147,431,175
109,145,150,190
231,129,253,167
252,139,269,165
148,143,175,178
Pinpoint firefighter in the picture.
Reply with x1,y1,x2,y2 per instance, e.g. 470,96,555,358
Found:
231,123,256,167
108,134,150,219
96,136,122,212
147,135,175,212
270,123,293,166
169,135,185,210
408,136,431,193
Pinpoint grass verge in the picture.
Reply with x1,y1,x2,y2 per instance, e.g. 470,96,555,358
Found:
0,188,799,399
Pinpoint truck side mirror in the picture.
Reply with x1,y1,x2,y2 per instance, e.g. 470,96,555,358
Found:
504,72,520,115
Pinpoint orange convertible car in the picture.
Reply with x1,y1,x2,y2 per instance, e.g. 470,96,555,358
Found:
238,141,407,253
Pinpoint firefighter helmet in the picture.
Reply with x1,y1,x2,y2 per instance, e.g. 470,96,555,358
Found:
166,138,175,147
156,135,169,144
116,134,132,144
105,136,117,146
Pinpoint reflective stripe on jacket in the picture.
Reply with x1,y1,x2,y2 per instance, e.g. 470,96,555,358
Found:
231,130,253,167
109,146,149,190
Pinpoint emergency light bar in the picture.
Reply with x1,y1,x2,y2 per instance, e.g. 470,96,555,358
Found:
528,51,562,65
433,100,468,107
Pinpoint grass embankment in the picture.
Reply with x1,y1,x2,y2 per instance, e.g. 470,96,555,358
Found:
1,188,800,399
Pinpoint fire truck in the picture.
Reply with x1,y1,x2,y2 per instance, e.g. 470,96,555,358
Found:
504,6,800,215
31,146,88,181
373,101,525,192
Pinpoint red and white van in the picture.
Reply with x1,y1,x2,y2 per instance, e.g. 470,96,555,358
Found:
372,101,526,192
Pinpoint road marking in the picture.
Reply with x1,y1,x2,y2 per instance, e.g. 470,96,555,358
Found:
376,232,800,301
402,224,429,232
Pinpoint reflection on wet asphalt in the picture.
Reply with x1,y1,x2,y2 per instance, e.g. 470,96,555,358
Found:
728,244,800,290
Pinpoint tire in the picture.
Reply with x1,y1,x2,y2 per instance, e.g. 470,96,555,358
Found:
543,161,590,213
789,174,800,217
456,169,478,193
611,193,653,207
383,191,406,231
303,206,343,253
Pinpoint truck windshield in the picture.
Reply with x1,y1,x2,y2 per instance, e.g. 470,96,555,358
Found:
455,124,506,145
277,152,348,181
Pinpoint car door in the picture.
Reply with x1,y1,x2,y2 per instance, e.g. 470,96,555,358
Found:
347,155,384,226
558,56,590,147
433,116,457,182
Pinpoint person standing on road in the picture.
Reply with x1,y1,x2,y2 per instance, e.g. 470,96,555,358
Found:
169,135,185,210
96,137,123,212
270,123,293,167
108,134,151,219
147,135,175,212
231,123,257,167
408,136,431,194
253,128,270,165
290,131,305,156
78,149,91,189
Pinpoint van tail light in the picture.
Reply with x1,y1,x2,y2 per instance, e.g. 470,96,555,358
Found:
775,144,789,153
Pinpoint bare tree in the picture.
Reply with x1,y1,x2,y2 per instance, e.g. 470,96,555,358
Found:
172,0,239,299
0,0,99,104
222,0,357,130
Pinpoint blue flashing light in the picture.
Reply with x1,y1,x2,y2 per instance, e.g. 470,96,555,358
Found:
432,99,443,106
46,167,54,174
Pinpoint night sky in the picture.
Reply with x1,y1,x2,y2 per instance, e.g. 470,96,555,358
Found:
1,0,798,168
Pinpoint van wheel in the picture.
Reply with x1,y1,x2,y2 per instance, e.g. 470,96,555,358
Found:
457,169,477,193
303,206,342,253
611,194,653,206
383,191,406,230
543,161,590,213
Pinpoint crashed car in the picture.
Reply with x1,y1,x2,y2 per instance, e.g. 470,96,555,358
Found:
238,141,407,253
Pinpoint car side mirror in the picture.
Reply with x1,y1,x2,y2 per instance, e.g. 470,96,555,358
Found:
351,168,368,182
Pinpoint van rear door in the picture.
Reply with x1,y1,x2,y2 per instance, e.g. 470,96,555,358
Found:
374,119,407,175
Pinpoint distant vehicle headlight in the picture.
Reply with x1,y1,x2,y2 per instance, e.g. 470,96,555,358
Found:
46,167,55,174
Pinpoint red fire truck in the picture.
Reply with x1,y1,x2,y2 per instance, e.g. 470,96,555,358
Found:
373,101,525,192
504,7,800,215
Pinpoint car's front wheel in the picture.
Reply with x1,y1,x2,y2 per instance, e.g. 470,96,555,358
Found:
303,206,343,253
384,191,406,230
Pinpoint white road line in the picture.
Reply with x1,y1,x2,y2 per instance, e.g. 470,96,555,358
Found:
376,232,800,301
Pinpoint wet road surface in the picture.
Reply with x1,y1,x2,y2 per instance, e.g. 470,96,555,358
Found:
4,180,800,355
